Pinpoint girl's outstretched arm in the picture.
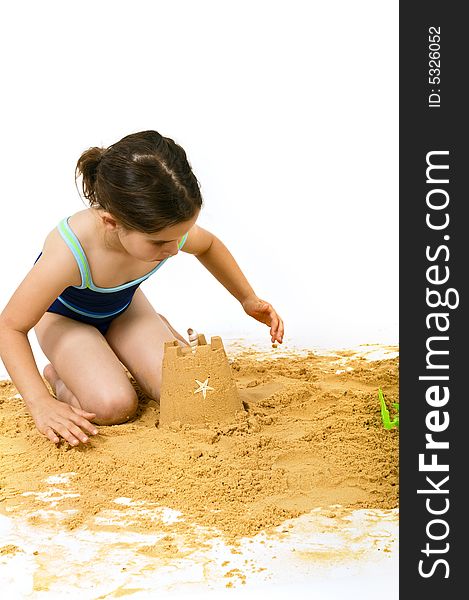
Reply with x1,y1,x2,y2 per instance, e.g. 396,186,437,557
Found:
182,226,284,344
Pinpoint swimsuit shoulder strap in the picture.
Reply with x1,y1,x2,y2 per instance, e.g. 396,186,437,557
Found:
57,217,92,289
178,232,188,250
56,219,190,292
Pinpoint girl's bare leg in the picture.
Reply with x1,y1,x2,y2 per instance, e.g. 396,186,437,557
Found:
34,313,138,426
105,288,189,400
158,313,190,347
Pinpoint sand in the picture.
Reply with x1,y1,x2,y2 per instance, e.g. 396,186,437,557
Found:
0,345,399,548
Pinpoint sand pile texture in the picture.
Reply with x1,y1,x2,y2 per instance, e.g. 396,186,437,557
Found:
159,336,244,426
0,347,398,544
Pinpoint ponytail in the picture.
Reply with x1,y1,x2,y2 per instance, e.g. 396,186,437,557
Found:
75,146,106,206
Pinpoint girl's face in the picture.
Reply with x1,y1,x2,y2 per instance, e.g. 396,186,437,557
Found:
116,213,199,262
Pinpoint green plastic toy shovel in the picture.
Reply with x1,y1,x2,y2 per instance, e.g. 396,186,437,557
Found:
379,388,399,430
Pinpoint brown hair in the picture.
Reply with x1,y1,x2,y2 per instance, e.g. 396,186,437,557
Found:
75,130,203,233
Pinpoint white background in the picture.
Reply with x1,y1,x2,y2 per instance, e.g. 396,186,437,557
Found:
0,0,398,376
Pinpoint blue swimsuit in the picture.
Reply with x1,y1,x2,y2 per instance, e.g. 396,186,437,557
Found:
34,216,188,336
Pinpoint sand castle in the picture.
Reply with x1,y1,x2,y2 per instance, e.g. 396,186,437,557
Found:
159,333,244,427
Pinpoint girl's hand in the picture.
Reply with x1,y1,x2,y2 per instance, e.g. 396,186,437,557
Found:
241,295,284,344
27,394,98,446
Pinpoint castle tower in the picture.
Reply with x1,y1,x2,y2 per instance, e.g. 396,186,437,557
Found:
159,335,243,427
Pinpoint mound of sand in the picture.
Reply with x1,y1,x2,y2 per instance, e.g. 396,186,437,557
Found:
0,346,398,545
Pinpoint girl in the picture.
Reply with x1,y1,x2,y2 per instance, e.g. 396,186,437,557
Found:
0,130,284,447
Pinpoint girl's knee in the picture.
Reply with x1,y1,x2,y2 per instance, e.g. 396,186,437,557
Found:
91,386,138,425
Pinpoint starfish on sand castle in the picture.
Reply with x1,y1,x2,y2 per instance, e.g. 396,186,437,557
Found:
194,378,215,400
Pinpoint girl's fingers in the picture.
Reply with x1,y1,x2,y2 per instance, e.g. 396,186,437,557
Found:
52,422,81,447
277,316,284,342
44,426,60,444
44,418,96,445
65,421,90,444
71,406,96,419
72,415,99,436
272,317,284,343
270,312,280,340
70,408,99,435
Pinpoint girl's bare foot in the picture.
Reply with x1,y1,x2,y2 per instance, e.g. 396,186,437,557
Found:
43,363,83,410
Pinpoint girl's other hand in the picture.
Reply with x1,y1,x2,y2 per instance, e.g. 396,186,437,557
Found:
241,295,284,344
27,394,98,446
